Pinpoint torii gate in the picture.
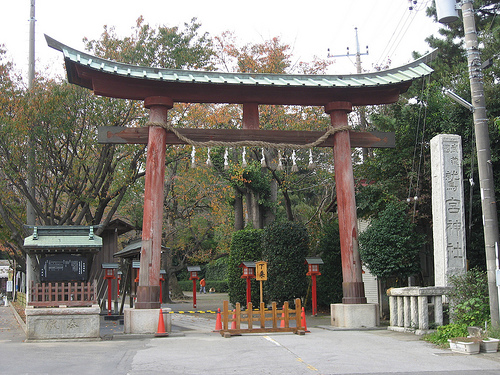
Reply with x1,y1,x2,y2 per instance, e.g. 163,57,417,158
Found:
46,36,435,318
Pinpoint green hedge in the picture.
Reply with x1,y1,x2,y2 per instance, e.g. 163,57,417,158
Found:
315,220,343,307
177,280,228,293
205,257,228,280
227,229,264,307
263,221,308,306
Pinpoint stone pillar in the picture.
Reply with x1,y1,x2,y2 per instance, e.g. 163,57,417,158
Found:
389,296,397,327
397,297,404,327
136,96,173,309
404,296,410,328
434,295,444,326
325,102,366,304
431,134,466,287
418,296,429,330
410,296,418,328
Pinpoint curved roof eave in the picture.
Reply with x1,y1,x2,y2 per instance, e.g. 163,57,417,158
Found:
46,35,436,107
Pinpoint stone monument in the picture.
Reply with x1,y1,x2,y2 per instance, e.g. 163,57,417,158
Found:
431,134,467,286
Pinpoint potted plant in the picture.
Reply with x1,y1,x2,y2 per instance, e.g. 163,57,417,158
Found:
467,326,499,353
479,337,499,353
448,337,481,355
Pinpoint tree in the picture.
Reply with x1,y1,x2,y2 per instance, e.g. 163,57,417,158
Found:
358,201,425,282
355,1,500,275
0,75,146,268
84,18,220,301
211,33,335,236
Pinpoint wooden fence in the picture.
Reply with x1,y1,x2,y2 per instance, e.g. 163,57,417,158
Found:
29,281,96,307
220,298,305,337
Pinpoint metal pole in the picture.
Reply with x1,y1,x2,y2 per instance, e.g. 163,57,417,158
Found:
461,0,499,327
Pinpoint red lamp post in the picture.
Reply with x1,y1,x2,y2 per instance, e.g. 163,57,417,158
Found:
239,262,256,307
102,263,119,316
159,269,166,304
305,257,324,316
117,270,122,298
132,261,140,308
188,266,201,309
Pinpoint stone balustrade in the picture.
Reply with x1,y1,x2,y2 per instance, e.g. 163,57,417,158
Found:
387,286,451,335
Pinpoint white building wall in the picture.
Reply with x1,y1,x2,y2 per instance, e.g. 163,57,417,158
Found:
358,219,379,304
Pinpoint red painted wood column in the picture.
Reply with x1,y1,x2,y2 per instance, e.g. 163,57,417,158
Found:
325,101,367,304
136,96,173,309
243,103,259,129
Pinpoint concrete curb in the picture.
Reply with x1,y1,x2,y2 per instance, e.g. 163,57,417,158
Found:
9,302,27,334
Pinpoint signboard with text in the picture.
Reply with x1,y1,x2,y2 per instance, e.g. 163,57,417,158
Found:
255,261,268,281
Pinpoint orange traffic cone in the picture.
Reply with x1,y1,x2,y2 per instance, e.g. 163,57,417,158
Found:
214,308,222,331
155,308,169,337
301,307,309,333
280,305,285,328
231,309,236,329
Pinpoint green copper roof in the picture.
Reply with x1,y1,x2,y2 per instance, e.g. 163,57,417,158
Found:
46,35,435,89
24,226,102,253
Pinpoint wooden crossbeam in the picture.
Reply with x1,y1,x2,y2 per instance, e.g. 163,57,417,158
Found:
98,126,395,148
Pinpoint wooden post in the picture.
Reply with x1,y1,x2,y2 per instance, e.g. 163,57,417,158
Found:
136,96,173,309
325,101,367,305
260,302,266,328
247,302,253,330
242,103,259,129
259,280,263,305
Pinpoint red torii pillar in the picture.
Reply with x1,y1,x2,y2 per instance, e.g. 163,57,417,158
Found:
136,96,173,309
325,101,367,305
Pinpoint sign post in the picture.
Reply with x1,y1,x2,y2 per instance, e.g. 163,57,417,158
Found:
255,261,268,305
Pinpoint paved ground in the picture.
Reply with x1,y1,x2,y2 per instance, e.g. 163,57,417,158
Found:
1,294,500,374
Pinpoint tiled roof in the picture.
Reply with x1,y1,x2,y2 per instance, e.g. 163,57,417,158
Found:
46,35,436,106
47,35,435,89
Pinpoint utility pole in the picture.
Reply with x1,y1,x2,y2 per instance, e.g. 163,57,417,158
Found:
461,0,500,327
26,0,36,301
328,28,370,158
437,0,500,327
27,0,36,226
328,27,368,74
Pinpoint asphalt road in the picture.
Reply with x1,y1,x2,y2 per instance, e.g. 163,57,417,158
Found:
1,294,500,375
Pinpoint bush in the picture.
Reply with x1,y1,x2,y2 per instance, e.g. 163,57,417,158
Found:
424,323,469,346
263,221,309,306
227,229,264,307
359,201,425,280
448,268,489,326
424,269,490,346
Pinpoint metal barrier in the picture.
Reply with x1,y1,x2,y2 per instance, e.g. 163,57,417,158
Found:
29,280,96,307
387,286,451,335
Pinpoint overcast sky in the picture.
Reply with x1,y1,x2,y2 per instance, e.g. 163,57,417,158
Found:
1,0,441,79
